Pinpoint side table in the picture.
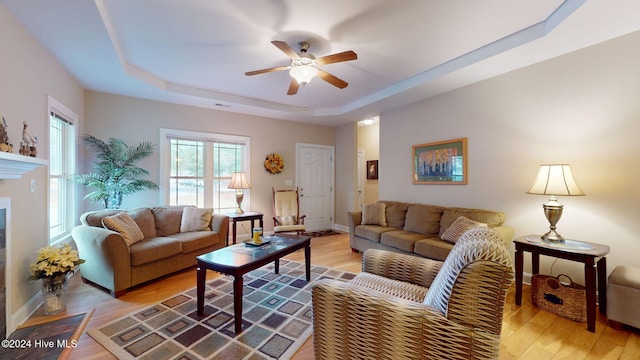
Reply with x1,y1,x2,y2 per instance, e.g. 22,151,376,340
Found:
513,235,610,332
226,211,264,245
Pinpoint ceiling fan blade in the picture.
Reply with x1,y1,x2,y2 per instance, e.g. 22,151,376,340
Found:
287,78,300,95
272,40,300,59
316,50,357,66
245,66,289,76
317,70,348,89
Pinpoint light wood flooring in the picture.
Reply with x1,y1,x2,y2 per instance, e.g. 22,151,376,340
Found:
24,233,640,359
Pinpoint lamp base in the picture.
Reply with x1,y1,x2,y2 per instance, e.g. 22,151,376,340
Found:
541,199,564,242
235,192,244,214
541,229,565,242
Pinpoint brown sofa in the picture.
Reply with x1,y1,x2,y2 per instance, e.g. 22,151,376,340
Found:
71,205,228,297
348,200,513,261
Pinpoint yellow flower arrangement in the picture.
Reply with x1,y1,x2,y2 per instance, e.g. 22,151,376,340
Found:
29,243,85,281
264,153,284,174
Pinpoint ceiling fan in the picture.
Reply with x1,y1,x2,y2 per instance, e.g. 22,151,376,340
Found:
245,40,357,95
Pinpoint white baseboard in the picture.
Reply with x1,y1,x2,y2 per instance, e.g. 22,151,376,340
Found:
8,290,41,338
333,223,348,233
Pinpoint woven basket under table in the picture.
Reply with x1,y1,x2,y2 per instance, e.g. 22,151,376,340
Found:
531,274,587,322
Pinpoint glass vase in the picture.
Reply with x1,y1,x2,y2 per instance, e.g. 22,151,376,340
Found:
42,275,68,315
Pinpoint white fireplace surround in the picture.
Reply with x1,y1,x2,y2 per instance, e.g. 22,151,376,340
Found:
0,152,48,179
0,154,46,337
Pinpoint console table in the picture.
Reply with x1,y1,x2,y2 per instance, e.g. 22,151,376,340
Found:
513,235,610,332
226,211,264,245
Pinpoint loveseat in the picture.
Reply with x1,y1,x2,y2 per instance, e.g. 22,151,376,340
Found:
71,205,228,297
348,200,513,261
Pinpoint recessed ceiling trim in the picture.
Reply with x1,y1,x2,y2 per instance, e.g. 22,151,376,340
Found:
330,0,586,116
96,0,584,119
96,0,311,115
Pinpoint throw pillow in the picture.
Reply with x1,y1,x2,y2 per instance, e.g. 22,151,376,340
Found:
180,207,213,232
441,216,488,243
361,202,387,226
403,204,443,235
102,212,145,246
275,215,297,226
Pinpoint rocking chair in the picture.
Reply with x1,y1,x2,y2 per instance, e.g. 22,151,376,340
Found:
272,187,306,234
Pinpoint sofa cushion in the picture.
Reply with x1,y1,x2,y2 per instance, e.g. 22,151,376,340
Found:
102,212,145,246
380,201,409,229
403,204,444,235
362,202,387,226
439,207,505,236
414,237,455,262
180,207,213,232
129,237,182,266
441,216,488,244
380,230,430,253
152,206,186,236
127,208,157,239
350,272,428,302
354,225,396,243
170,231,220,253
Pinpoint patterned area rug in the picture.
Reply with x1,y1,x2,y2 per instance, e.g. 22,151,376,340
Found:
302,229,342,238
88,260,355,359
4,311,93,360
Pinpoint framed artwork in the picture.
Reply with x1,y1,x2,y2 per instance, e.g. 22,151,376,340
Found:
412,137,467,184
366,160,378,180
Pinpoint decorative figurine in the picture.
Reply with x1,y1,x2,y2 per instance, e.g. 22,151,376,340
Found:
20,121,38,157
0,117,13,153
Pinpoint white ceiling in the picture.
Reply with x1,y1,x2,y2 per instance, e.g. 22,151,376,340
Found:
3,0,640,127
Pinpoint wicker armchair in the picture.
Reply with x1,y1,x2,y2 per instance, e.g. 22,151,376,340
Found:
311,227,513,360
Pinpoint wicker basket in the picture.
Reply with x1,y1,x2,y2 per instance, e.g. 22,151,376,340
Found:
531,274,587,322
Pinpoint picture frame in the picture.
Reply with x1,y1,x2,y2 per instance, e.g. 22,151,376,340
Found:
412,137,467,184
366,160,378,180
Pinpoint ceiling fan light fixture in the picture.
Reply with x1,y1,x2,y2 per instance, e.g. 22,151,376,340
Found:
289,65,318,85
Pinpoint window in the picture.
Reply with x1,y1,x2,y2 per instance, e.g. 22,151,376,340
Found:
48,96,77,244
160,128,250,213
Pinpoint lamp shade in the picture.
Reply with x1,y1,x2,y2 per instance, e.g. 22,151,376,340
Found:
526,164,585,196
228,172,251,189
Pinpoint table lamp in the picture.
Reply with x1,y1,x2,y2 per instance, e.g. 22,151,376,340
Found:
526,164,585,242
228,172,251,214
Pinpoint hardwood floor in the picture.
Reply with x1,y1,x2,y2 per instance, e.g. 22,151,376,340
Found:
25,233,640,359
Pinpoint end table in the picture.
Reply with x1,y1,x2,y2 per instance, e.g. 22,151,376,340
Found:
226,211,264,245
513,235,610,332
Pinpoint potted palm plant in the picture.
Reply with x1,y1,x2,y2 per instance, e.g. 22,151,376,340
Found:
75,135,159,209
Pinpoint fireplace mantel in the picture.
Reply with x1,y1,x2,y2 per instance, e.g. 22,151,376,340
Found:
0,151,48,179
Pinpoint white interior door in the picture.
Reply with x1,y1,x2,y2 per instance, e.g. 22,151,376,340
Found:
296,143,334,231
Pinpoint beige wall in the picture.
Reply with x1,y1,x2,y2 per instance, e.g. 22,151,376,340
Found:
357,121,380,204
378,30,640,282
0,5,84,332
83,92,335,236
335,122,357,228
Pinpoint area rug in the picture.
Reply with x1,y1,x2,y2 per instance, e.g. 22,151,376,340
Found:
302,229,342,238
88,260,356,359
4,310,93,360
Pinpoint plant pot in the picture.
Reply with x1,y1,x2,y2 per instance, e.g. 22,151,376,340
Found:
42,275,68,315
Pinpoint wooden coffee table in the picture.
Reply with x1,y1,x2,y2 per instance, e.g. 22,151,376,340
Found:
196,233,311,333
